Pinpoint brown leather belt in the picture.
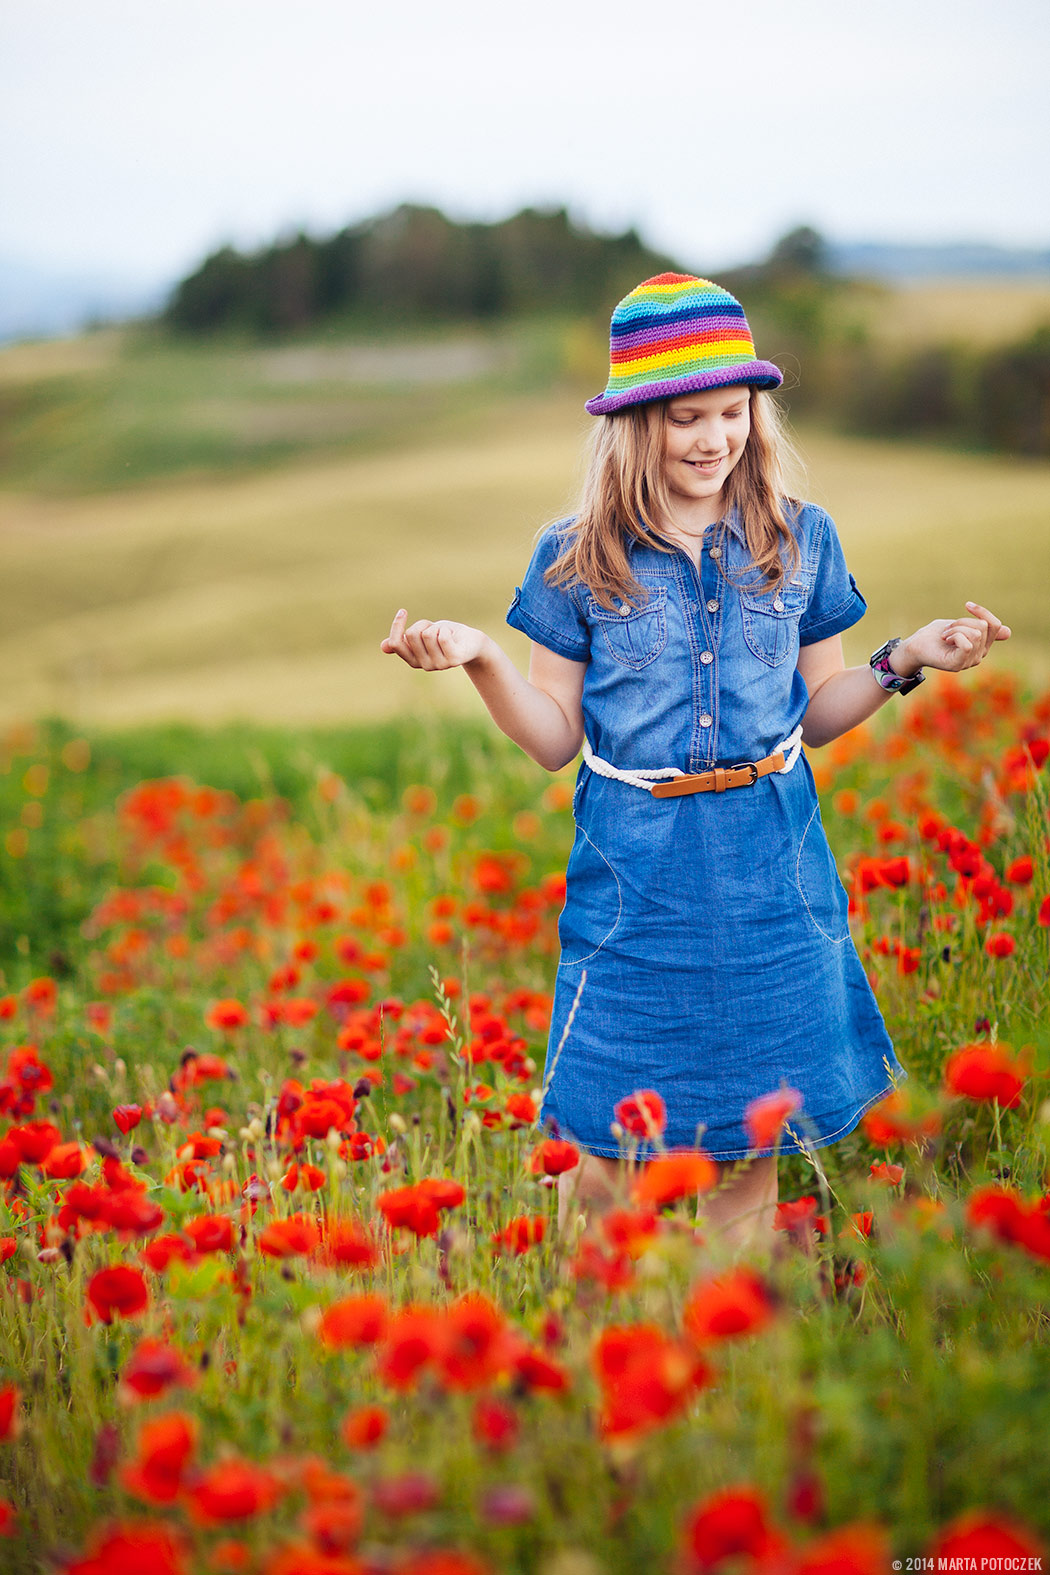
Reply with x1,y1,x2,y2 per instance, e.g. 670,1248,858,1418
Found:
649,748,786,799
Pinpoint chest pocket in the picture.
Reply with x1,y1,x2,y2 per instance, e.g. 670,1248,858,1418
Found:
588,586,668,670
740,574,811,668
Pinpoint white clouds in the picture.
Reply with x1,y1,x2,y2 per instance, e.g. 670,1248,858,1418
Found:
1,0,1047,281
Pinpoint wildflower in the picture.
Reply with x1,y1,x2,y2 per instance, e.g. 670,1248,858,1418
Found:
773,1197,828,1243
372,1471,440,1518
6,1121,61,1164
680,1484,787,1570
0,1500,15,1537
614,1089,667,1139
376,1179,465,1239
41,1142,89,1180
258,1215,321,1258
794,1522,890,1575
861,1090,942,1147
632,1151,717,1206
944,1043,1027,1108
375,1305,448,1390
341,1403,388,1449
744,1087,803,1151
0,1386,20,1441
183,1214,236,1253
869,1161,904,1185
87,1265,149,1323
930,1509,1044,1561
683,1268,776,1343
439,1295,511,1390
113,1104,143,1134
526,1139,580,1176
121,1339,197,1401
966,1185,1050,1262
317,1294,388,1350
472,1395,519,1453
121,1413,197,1503
984,932,1016,959
1005,856,1033,884
188,1460,284,1524
205,999,251,1030
593,1323,711,1439
64,1520,188,1575
491,1216,547,1255
313,1218,379,1271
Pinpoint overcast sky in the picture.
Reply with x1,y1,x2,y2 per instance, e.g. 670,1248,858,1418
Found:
2,0,1047,286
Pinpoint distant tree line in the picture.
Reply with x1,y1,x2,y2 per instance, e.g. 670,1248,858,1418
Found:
164,205,678,334
164,212,1050,457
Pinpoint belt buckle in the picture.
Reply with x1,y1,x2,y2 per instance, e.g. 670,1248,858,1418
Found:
730,762,759,787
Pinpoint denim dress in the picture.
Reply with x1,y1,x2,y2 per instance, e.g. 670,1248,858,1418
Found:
506,503,907,1161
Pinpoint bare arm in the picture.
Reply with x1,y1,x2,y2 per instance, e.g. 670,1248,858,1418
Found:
798,600,1012,750
380,610,585,772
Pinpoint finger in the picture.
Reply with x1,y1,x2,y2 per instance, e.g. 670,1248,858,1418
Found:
380,609,409,654
994,623,1012,640
403,620,440,667
964,602,1002,647
417,625,449,665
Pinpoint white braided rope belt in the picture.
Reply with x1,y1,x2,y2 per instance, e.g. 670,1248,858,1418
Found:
582,723,804,795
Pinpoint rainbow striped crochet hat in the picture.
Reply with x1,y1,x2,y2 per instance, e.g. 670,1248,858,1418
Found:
586,273,782,415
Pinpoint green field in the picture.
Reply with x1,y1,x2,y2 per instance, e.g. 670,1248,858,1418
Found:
1,295,1048,730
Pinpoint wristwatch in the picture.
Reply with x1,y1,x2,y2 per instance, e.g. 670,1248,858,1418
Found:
869,638,926,695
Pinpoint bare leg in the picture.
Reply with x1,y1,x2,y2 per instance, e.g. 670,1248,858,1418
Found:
557,1151,779,1252
557,1153,622,1233
699,1156,779,1251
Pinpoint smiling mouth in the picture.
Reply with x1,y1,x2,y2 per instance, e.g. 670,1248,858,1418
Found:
686,457,727,471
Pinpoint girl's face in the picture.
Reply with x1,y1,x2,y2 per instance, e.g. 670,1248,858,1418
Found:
660,385,751,523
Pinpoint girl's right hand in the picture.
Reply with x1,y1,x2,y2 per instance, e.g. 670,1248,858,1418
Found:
380,609,490,670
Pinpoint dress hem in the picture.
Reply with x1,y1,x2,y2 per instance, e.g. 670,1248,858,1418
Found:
538,1070,908,1163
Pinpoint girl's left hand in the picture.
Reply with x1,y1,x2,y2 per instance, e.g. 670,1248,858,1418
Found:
902,602,1012,674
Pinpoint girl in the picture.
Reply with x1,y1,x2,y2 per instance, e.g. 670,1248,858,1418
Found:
381,273,1010,1247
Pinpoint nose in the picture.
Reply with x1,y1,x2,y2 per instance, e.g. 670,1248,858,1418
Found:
689,420,726,455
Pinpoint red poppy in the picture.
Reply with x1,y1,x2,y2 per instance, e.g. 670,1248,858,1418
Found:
930,1509,1043,1561
861,1090,942,1148
64,1520,188,1575
526,1139,580,1176
773,1197,828,1242
188,1459,284,1524
984,932,1016,959
869,1161,904,1185
121,1339,197,1401
744,1087,802,1151
794,1522,890,1575
341,1403,388,1449
113,1105,143,1134
372,1471,439,1518
491,1216,547,1255
183,1214,236,1254
438,1294,511,1390
317,1294,388,1350
944,1043,1026,1108
258,1214,321,1258
376,1179,465,1239
205,999,250,1030
281,1163,327,1193
6,1121,61,1164
103,1189,167,1237
87,1265,149,1323
632,1152,717,1206
593,1323,711,1439
141,1234,197,1274
0,1386,20,1442
121,1412,197,1503
1005,856,1033,884
614,1090,667,1139
375,1305,448,1389
0,1499,15,1537
40,1142,88,1180
683,1268,776,1343
472,1395,519,1453
966,1185,1050,1262
680,1484,786,1570
313,1218,379,1271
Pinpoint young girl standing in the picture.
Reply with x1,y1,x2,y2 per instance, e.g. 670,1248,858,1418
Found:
381,273,1009,1245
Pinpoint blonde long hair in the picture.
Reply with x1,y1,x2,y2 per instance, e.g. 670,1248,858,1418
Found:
546,390,803,610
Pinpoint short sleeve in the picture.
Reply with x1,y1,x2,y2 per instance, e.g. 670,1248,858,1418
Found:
506,522,590,662
798,508,868,646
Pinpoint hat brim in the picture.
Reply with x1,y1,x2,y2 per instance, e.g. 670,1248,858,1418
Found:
585,361,783,416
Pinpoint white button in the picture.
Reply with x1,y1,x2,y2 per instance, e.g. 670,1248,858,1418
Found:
709,546,722,560
773,597,785,611
619,603,631,615
706,599,719,613
700,650,713,665
699,713,713,728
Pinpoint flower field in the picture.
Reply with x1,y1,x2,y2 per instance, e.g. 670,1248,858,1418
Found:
0,673,1049,1573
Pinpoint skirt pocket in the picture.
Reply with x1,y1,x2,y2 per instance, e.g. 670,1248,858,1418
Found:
795,803,852,944
558,820,624,967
